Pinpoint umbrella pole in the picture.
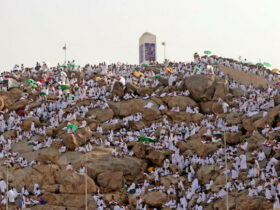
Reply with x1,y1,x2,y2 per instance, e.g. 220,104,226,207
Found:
64,48,67,64
164,43,166,62
6,155,8,210
224,127,229,210
85,153,88,210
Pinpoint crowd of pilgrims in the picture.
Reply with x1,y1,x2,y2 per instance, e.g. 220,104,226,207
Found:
0,54,280,209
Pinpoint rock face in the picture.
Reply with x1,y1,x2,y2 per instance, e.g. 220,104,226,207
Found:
132,142,146,159
162,96,197,110
9,99,28,111
37,148,60,163
186,137,218,157
148,150,166,166
87,108,114,122
63,134,78,151
23,117,40,131
97,171,123,192
112,81,125,97
185,74,228,102
55,170,97,194
143,191,167,207
143,107,161,121
109,99,146,117
197,165,220,184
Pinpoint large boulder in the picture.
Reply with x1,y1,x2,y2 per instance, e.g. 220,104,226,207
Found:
6,167,44,192
213,81,229,100
97,171,123,192
166,111,192,123
235,194,269,210
3,130,17,139
128,120,146,130
230,88,245,98
186,137,218,157
162,96,197,111
109,99,146,117
9,99,28,111
212,102,224,114
143,107,161,121
41,193,96,209
137,87,154,96
185,74,228,102
133,142,146,159
75,127,92,146
148,150,167,166
54,170,97,194
177,141,188,153
0,88,23,108
125,82,137,93
63,134,78,151
22,117,41,131
197,165,221,184
143,191,167,207
37,147,60,163
87,108,114,122
112,81,125,97
226,112,243,125
224,131,242,144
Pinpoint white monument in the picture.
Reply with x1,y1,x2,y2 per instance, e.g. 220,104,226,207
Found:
139,32,156,64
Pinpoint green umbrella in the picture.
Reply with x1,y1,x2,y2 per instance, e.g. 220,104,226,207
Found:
143,64,149,67
30,84,37,88
194,66,201,72
153,75,161,78
70,64,77,68
263,62,271,67
256,63,264,67
67,124,77,131
40,91,47,96
61,65,67,68
61,85,69,90
28,79,35,83
204,50,212,55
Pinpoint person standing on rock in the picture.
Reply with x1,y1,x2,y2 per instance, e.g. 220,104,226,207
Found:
0,179,6,194
240,153,247,171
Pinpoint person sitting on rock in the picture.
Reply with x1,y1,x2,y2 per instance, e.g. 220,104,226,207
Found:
127,182,136,194
164,197,177,209
58,145,66,153
33,184,41,196
66,163,73,171
109,195,117,205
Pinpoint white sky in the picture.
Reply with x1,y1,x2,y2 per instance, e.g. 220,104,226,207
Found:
0,0,280,71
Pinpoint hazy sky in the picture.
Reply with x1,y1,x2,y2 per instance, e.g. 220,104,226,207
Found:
0,0,280,71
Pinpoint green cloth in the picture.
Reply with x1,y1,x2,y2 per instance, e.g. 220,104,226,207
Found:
138,136,157,143
61,85,69,90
